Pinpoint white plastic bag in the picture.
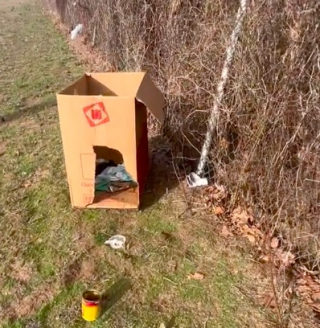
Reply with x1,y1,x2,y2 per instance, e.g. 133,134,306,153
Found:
71,24,83,40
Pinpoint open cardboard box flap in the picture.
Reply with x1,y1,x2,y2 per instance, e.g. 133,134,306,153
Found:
87,72,165,123
56,71,165,209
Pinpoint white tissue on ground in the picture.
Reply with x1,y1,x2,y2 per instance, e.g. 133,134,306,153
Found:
105,235,126,249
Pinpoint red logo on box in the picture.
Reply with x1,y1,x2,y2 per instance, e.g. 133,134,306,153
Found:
83,102,110,127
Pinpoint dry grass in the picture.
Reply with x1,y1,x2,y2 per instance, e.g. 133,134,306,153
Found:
44,0,320,273
0,1,274,327
42,0,320,325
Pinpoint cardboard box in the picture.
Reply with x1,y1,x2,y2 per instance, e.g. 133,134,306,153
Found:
56,72,165,209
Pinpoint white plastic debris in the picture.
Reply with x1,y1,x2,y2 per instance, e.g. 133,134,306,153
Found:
105,235,126,250
71,24,83,40
186,172,208,188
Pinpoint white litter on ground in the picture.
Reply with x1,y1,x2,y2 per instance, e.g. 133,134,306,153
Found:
105,235,126,250
71,24,83,40
186,172,208,188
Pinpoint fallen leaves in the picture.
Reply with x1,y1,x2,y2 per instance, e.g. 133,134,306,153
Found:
192,183,320,318
229,207,264,245
311,292,320,303
296,274,320,313
240,224,263,244
231,206,254,226
214,206,225,215
274,249,295,268
270,237,279,249
245,234,256,244
194,184,228,210
187,272,205,280
216,206,296,274
221,225,233,238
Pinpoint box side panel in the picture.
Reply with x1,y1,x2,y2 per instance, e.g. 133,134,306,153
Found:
56,94,138,208
135,101,150,201
56,94,79,206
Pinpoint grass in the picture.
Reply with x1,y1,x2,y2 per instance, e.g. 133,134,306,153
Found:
0,1,270,327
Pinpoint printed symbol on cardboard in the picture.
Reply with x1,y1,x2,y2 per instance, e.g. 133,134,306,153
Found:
83,102,109,127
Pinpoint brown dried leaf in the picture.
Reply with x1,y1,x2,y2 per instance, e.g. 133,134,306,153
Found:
270,237,279,249
231,206,252,225
297,284,311,294
311,303,320,313
215,183,227,193
240,225,262,241
254,227,264,237
205,186,215,193
259,254,270,263
245,234,256,244
212,193,222,200
221,225,233,238
312,292,320,303
305,275,318,287
219,137,230,150
211,184,227,200
297,278,307,285
240,224,252,234
187,272,205,280
276,250,295,267
214,206,225,215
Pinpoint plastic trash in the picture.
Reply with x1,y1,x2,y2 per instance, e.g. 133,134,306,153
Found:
95,163,137,193
71,24,83,40
186,172,208,188
105,235,126,250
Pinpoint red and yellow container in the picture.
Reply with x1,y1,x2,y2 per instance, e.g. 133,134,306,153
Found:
82,290,101,322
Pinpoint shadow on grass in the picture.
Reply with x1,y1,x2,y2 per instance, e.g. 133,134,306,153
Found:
0,97,56,126
99,278,132,318
140,135,180,210
166,316,177,328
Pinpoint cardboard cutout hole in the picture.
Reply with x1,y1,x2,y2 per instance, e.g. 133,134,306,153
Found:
93,146,123,166
93,146,138,206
